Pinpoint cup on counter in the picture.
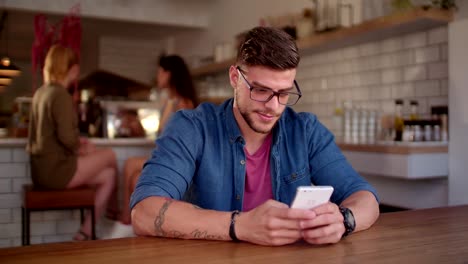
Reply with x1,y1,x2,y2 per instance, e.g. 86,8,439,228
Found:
214,42,235,62
0,128,7,138
214,44,224,62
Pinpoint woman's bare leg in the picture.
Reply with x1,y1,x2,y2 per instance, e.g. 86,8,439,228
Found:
67,148,118,237
120,156,146,224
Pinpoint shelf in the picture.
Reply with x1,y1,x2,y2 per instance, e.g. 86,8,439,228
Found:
199,96,231,105
297,7,453,54
191,7,453,78
192,58,236,78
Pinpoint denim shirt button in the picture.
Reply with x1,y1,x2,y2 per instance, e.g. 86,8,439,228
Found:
240,160,245,165
236,194,241,200
292,173,297,179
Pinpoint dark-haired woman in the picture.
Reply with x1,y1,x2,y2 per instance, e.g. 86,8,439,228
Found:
120,55,198,225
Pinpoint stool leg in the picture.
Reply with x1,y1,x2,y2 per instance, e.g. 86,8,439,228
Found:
80,208,85,224
91,206,96,240
21,207,25,246
25,208,30,245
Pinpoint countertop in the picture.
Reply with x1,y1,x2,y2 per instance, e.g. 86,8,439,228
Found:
0,138,155,147
338,141,448,154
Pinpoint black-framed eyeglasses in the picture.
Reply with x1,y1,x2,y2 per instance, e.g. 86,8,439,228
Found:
236,66,302,106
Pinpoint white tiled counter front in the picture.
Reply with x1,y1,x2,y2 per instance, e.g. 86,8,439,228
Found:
339,142,449,210
0,138,154,248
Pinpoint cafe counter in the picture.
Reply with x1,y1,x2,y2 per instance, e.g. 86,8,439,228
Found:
338,141,449,210
0,137,155,248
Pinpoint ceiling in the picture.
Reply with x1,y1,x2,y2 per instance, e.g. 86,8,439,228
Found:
2,9,201,60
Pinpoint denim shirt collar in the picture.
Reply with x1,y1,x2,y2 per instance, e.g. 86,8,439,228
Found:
223,99,245,145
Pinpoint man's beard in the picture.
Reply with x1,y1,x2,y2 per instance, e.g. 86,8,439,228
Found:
236,91,279,134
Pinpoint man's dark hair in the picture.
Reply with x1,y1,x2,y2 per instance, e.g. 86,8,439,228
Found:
236,26,300,70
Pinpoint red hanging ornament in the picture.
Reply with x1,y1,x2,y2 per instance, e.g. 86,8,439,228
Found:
31,4,82,102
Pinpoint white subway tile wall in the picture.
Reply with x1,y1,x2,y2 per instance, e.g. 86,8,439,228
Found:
294,27,448,134
0,144,153,248
210,27,448,136
99,37,167,84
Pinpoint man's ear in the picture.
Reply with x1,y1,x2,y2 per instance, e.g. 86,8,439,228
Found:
229,65,239,90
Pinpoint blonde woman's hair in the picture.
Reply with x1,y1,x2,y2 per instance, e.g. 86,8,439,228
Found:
43,44,78,83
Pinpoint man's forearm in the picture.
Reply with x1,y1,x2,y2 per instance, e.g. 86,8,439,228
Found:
131,196,232,241
340,191,379,232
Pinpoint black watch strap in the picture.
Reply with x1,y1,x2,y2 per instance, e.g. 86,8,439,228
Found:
229,210,240,242
339,206,356,238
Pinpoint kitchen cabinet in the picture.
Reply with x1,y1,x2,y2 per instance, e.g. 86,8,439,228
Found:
339,142,449,209
191,7,453,78
340,142,448,179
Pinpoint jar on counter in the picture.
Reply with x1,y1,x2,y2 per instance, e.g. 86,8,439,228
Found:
424,125,432,141
433,125,441,141
413,125,423,142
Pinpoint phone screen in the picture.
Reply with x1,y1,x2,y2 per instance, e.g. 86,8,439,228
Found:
290,186,334,209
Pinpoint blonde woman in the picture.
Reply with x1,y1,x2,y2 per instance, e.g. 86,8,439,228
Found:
27,44,118,241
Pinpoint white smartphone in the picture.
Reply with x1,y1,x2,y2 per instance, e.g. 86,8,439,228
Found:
290,186,334,209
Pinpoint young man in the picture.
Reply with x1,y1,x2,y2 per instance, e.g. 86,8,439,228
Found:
130,27,379,246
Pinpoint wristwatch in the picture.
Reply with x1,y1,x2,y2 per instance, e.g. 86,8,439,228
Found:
339,206,356,238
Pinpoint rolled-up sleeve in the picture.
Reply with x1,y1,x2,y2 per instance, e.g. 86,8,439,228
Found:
130,111,202,209
306,115,379,204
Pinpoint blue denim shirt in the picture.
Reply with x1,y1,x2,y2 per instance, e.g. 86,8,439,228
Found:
130,99,378,211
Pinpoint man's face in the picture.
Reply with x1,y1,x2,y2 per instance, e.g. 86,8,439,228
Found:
230,65,297,134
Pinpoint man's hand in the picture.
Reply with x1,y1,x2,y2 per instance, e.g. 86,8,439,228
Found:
235,199,317,246
299,202,345,245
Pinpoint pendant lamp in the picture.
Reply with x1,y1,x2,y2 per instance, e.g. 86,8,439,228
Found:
0,57,21,77
0,11,21,79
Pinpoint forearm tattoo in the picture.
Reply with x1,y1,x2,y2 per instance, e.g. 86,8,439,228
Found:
153,199,225,240
154,199,172,237
190,229,225,240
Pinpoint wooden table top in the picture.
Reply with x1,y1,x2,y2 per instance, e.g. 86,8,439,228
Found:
1,205,468,264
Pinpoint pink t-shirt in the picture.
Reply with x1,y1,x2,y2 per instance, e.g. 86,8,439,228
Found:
243,133,273,211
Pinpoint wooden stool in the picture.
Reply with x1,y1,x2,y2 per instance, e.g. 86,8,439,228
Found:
21,184,96,245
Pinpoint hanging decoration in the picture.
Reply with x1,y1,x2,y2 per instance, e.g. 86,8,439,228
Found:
31,4,81,100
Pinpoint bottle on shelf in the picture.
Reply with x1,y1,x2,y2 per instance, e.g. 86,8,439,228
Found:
413,124,423,142
333,101,344,143
367,106,378,144
409,100,419,121
424,124,432,142
394,99,404,141
402,124,412,142
351,103,360,144
440,114,448,142
358,105,368,144
343,101,353,144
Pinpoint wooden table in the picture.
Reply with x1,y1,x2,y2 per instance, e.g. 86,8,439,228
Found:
1,205,468,264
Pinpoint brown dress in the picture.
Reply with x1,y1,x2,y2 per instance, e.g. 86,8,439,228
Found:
27,83,79,189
